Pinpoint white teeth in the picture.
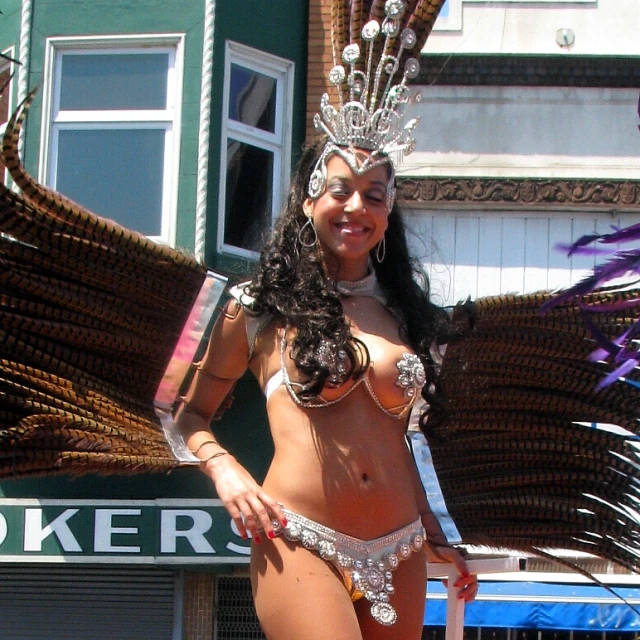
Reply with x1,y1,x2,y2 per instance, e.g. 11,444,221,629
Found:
338,223,367,233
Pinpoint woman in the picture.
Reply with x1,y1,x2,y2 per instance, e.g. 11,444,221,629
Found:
177,137,478,640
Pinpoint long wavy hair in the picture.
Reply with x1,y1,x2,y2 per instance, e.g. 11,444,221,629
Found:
245,137,450,407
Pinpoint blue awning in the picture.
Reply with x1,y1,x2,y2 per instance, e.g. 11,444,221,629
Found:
424,581,640,631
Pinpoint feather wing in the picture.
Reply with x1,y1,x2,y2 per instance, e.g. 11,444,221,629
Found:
427,290,640,572
0,93,210,477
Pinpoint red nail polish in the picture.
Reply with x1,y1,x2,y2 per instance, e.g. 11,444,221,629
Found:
268,531,275,540
241,532,248,540
254,535,262,544
281,518,288,527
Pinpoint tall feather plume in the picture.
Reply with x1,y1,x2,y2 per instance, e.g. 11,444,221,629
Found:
331,0,352,66
0,92,208,477
332,1,447,110
349,0,367,46
398,1,443,74
368,0,387,21
426,290,640,573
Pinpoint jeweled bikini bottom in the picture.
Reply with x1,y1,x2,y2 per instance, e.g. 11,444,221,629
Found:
273,508,425,626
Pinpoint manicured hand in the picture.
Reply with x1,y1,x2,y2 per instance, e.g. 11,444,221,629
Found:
203,453,286,543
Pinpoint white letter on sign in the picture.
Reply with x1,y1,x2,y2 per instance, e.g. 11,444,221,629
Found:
94,509,141,553
160,510,215,553
24,508,82,552
0,512,7,547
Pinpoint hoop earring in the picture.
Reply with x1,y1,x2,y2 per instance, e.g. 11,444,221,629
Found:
298,216,318,248
375,236,386,263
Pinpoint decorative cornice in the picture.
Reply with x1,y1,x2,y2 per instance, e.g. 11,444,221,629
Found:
417,54,640,88
397,176,640,211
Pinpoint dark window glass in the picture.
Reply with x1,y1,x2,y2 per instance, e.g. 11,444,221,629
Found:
0,66,10,183
422,626,446,640
224,139,273,252
228,64,276,133
480,629,510,640
0,67,9,126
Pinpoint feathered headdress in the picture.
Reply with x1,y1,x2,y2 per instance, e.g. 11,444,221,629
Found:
308,0,445,206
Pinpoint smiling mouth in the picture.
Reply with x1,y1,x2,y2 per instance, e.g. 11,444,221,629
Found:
334,222,371,235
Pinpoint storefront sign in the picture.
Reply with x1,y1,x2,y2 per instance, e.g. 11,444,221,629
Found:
0,499,251,563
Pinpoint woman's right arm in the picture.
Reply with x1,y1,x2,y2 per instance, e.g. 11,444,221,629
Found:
176,299,286,542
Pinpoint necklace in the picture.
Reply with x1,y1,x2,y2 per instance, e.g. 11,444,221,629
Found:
336,270,387,305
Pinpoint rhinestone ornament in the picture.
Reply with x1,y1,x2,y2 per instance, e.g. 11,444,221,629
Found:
396,353,426,397
309,0,421,205
361,20,380,41
274,510,426,627
371,602,398,626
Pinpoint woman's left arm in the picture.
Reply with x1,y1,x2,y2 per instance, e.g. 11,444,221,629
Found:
405,440,478,602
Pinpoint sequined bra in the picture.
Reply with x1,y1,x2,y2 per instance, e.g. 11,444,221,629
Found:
229,275,426,421
265,335,424,419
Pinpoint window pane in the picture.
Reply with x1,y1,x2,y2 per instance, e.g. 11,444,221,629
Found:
0,67,9,126
224,140,273,252
1,66,10,184
228,64,276,133
56,128,165,235
59,53,168,110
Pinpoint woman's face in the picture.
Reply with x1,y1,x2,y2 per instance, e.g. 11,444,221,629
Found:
303,153,391,278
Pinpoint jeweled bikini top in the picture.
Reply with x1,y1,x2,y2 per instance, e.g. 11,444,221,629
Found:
229,273,426,420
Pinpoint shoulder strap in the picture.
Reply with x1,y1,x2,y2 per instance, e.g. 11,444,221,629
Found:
228,282,272,358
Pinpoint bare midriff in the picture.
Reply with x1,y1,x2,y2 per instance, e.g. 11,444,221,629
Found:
261,382,421,540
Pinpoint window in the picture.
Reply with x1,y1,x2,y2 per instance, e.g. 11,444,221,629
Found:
218,41,294,259
1,49,15,184
42,36,184,243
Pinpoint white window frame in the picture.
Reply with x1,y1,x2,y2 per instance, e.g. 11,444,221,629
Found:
217,41,295,260
1,47,17,183
0,47,16,134
40,35,185,245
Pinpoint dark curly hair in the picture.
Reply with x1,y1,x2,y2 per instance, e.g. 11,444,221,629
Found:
245,137,450,408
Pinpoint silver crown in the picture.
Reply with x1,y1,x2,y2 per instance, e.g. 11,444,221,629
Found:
308,0,421,205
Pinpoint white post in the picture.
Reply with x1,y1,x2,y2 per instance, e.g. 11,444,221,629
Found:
427,556,527,640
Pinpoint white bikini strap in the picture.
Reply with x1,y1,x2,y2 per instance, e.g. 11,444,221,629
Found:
228,282,272,359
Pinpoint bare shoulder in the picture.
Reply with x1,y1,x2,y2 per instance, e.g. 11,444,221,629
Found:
201,299,251,379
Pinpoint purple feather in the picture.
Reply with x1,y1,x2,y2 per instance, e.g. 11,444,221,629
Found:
596,357,638,390
542,217,640,388
556,243,613,257
578,295,640,314
561,234,604,256
596,222,640,245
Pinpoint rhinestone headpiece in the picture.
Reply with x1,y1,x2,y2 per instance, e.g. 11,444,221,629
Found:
308,0,421,209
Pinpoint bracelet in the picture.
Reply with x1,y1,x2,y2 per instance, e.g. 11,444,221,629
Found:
196,363,237,382
427,541,454,562
189,439,220,455
200,451,229,464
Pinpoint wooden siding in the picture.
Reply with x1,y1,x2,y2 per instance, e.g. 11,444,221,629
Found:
405,210,636,307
